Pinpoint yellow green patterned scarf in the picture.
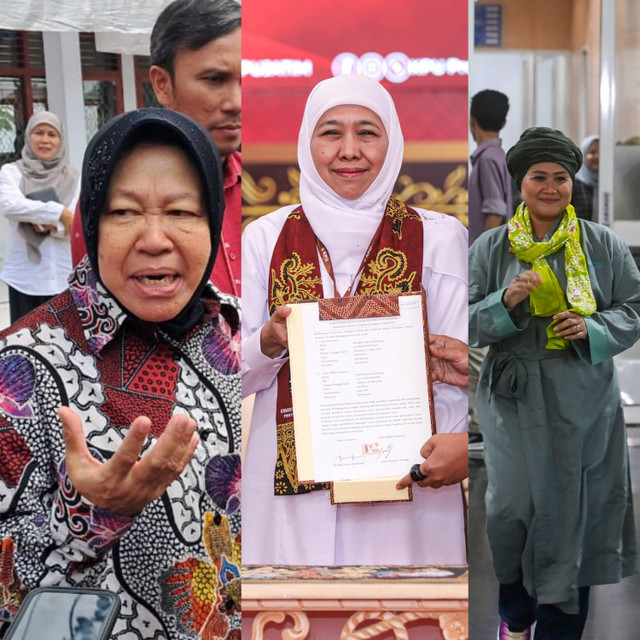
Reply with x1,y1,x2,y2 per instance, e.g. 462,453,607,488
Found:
508,204,596,349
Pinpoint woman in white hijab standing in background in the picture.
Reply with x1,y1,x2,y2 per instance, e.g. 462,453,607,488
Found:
0,111,79,323
242,74,468,565
571,135,599,222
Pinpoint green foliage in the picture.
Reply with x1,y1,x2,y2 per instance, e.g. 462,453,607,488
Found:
0,104,14,131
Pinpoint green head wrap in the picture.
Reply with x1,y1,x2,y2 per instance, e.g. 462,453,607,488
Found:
506,127,583,189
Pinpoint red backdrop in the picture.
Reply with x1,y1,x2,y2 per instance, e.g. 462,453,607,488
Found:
242,0,469,144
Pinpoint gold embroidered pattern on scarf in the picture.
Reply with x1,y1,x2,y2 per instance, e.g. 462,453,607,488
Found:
269,252,322,314
359,248,417,294
386,197,422,240
275,421,330,494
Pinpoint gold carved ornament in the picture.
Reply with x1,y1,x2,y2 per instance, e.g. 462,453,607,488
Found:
241,166,468,229
248,610,468,640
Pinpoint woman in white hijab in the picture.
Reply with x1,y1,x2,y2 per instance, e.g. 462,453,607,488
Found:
242,75,468,565
571,135,599,221
0,111,79,323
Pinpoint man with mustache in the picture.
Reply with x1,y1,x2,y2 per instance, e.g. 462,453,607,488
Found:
71,0,242,296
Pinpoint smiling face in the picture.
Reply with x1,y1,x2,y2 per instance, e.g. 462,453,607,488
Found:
150,28,241,159
98,143,211,323
29,123,61,162
310,104,389,200
521,162,573,228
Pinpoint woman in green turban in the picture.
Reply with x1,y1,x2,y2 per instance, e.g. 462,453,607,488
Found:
469,127,640,639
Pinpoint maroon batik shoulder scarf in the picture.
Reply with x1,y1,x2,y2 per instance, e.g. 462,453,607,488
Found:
268,197,424,495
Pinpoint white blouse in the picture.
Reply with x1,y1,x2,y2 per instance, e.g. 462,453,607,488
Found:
242,205,469,565
0,162,80,296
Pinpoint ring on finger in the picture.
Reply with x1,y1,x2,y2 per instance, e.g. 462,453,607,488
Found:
410,463,427,483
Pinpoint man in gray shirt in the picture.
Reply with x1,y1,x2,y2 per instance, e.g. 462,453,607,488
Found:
468,90,512,246
468,90,512,448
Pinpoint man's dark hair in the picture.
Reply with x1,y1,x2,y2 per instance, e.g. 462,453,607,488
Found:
150,0,241,76
470,89,510,132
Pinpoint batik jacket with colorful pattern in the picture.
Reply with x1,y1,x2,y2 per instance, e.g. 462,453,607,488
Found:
0,258,241,640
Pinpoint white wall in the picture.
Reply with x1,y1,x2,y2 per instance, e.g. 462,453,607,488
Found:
470,50,573,154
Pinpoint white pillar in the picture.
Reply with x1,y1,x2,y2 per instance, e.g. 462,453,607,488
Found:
42,32,87,170
121,54,138,112
599,0,616,229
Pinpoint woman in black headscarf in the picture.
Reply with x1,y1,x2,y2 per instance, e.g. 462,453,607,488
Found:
469,127,640,639
0,109,241,640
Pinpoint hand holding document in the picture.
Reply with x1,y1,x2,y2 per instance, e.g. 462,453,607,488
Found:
396,433,469,490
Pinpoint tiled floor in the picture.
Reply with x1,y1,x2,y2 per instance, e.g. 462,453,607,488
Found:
469,430,640,640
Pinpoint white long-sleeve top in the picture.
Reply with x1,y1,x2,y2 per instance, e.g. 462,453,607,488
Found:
242,205,469,565
0,162,80,295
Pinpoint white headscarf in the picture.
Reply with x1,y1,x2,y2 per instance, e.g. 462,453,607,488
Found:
297,75,404,276
575,134,599,188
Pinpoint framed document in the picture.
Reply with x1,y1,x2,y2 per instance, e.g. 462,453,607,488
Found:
286,291,435,503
